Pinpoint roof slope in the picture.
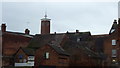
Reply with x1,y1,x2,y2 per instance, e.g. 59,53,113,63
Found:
27,34,65,49
2,31,34,38
13,47,35,56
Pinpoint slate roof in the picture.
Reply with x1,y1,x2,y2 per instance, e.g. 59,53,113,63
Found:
62,38,101,58
22,47,35,56
27,34,65,49
2,31,34,38
67,32,91,41
14,47,35,56
48,44,69,56
61,32,106,59
27,31,105,59
27,33,69,56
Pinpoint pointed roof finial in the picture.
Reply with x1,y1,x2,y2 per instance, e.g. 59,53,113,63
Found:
44,11,47,18
41,11,51,21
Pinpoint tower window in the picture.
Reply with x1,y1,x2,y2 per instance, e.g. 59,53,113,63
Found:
112,40,116,45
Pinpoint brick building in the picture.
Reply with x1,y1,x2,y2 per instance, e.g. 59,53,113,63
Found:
102,19,120,66
1,24,33,67
1,14,120,67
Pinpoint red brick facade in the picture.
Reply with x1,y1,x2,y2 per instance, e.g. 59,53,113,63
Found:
35,44,69,68
41,15,51,34
2,33,31,56
103,21,120,66
2,16,120,68
1,26,33,66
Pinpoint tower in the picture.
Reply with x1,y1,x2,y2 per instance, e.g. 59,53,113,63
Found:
41,14,51,34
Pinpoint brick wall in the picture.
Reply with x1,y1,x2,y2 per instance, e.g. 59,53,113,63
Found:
35,44,69,68
2,33,32,66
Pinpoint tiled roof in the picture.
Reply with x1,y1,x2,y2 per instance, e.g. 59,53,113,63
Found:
22,47,35,56
27,34,69,56
2,31,34,38
61,32,106,59
13,47,35,56
27,31,104,59
27,34,65,49
49,44,69,56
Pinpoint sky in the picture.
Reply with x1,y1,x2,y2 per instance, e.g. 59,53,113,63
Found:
1,0,120,35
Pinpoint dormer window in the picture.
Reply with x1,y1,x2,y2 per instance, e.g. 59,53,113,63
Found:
110,29,115,33
112,40,116,45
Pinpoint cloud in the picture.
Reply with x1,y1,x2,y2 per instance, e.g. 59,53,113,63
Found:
2,0,119,2
2,2,118,35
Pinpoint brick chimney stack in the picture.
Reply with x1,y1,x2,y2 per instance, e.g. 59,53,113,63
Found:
113,19,117,24
1,24,6,32
41,14,51,34
118,18,120,25
25,29,30,35
76,30,79,33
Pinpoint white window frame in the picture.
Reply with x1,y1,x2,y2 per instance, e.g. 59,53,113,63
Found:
28,56,35,60
112,39,116,45
45,52,49,59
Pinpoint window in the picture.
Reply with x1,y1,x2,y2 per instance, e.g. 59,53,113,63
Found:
28,56,35,60
112,49,117,57
23,59,27,63
77,37,81,42
18,54,23,63
18,54,23,59
110,29,115,33
112,40,116,45
112,59,116,62
44,52,49,59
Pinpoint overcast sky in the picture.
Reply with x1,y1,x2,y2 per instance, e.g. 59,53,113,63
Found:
1,0,119,35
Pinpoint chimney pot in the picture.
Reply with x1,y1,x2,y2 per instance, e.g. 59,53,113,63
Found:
25,29,30,35
113,19,117,24
118,18,120,24
76,30,79,33
66,31,69,34
1,23,6,32
54,32,56,34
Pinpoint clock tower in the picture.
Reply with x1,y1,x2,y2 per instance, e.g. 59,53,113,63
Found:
41,14,51,34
